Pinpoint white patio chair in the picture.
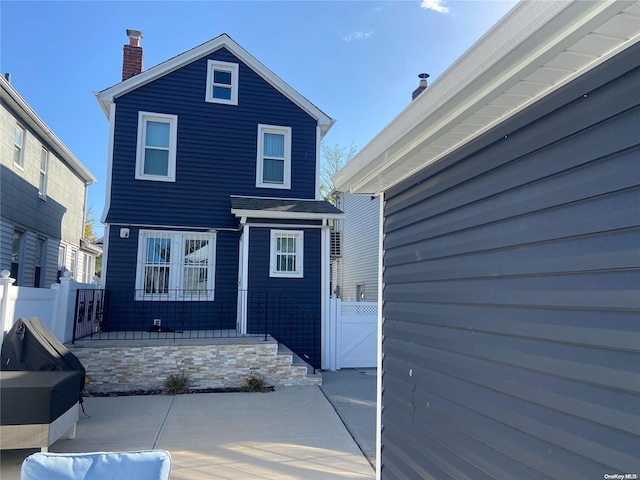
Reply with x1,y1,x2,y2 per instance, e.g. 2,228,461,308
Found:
21,450,171,480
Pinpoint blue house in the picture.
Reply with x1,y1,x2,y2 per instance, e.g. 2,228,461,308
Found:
95,31,341,368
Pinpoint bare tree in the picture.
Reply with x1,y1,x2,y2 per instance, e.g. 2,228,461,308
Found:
320,142,357,202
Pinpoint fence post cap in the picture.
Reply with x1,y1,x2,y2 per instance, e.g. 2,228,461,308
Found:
0,270,15,284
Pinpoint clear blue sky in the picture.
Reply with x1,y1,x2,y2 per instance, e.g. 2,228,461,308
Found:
1,0,517,238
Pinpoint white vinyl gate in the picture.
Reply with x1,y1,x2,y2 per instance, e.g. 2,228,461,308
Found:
326,299,378,370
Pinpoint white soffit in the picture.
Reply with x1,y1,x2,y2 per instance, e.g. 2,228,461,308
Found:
333,0,640,195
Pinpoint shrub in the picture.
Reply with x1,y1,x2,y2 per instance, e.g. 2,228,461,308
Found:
242,375,269,392
164,369,192,395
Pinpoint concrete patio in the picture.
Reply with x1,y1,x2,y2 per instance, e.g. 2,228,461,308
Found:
0,386,375,479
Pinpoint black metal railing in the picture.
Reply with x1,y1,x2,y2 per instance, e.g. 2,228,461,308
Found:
73,288,321,369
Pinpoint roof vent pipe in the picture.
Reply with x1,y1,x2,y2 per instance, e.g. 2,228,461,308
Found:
412,73,429,101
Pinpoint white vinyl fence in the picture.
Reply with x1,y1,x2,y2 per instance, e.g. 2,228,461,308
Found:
326,298,378,370
0,270,98,343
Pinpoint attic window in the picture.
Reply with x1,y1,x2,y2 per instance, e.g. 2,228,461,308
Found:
206,60,238,105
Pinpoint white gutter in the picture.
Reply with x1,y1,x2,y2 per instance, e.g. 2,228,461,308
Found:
333,0,640,194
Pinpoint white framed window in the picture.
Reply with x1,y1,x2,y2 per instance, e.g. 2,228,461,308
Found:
205,60,239,105
39,148,49,198
256,124,291,189
11,230,24,285
135,111,178,182
14,124,25,168
57,245,66,281
83,253,94,283
136,230,216,300
69,249,78,279
270,230,303,278
34,237,45,288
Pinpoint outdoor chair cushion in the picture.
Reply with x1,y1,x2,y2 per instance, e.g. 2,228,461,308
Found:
21,450,171,480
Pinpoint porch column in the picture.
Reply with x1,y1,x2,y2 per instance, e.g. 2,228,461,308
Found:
236,225,249,334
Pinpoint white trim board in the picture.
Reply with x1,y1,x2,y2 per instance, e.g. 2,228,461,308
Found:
96,33,334,137
333,0,640,195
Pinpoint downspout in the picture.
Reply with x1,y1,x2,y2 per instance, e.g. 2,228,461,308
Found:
376,191,384,479
82,181,89,242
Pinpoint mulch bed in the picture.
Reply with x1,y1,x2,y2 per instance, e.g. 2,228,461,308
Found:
84,386,275,397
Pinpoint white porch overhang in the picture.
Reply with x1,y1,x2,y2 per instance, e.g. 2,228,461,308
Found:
230,195,344,221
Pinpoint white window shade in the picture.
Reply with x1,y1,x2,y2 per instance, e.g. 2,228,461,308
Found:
256,124,291,189
135,112,178,182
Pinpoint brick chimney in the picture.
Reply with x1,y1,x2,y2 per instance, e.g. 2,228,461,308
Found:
122,29,143,81
412,73,429,101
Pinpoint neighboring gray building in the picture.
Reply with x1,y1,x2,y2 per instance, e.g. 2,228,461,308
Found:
330,191,380,302
334,1,640,478
1,74,98,287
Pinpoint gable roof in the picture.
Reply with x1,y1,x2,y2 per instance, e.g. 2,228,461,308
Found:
1,75,96,184
95,33,335,137
333,0,640,195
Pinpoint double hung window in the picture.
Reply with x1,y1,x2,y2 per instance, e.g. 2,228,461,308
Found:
14,124,25,168
136,230,216,300
83,253,94,283
11,230,23,284
205,60,238,105
135,112,178,182
39,148,49,198
34,238,45,288
270,230,303,278
69,250,78,279
57,245,66,281
256,124,291,189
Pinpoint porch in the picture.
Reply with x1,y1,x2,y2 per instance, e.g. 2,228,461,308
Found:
71,288,322,392
68,334,321,394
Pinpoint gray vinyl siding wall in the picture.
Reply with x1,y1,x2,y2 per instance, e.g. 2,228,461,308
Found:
335,192,379,302
1,99,90,287
380,47,640,479
0,220,13,276
43,238,59,286
0,219,65,288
